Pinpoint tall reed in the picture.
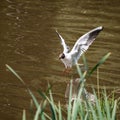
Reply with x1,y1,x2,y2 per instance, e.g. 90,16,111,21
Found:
5,52,119,120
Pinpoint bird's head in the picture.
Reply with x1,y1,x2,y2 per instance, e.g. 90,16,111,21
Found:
59,53,65,59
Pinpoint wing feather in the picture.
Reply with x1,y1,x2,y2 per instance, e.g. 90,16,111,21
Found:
70,26,103,62
56,30,69,53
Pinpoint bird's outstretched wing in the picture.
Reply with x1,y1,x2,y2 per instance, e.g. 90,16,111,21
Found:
70,26,103,62
56,30,70,53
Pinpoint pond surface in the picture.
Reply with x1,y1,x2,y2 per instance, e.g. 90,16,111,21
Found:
0,0,120,119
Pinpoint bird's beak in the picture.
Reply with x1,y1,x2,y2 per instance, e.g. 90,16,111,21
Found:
59,56,62,59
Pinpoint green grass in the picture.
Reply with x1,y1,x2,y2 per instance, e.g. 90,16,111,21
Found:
5,52,119,120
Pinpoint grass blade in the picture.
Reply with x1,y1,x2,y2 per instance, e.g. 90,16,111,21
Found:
88,52,111,77
112,100,117,120
49,103,56,120
67,80,72,120
79,102,84,120
6,64,51,120
49,87,57,120
104,90,111,120
58,102,62,120
34,104,42,120
88,101,97,120
93,89,103,120
76,63,83,78
34,100,47,120
84,111,88,120
38,89,46,100
82,54,88,71
6,64,39,107
72,100,77,120
6,64,26,85
22,109,26,120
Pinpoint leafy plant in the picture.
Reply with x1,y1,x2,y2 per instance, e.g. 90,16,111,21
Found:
5,52,119,120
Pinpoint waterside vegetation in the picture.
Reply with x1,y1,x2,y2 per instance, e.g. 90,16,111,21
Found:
6,52,119,120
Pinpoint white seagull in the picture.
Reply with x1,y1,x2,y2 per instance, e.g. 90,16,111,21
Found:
56,26,103,69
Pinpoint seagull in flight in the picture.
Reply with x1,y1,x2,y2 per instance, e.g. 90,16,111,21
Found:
56,26,103,70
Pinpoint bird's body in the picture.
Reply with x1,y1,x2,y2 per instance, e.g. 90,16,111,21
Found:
56,26,103,69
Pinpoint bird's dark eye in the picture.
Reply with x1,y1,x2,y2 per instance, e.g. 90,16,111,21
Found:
59,53,65,59
61,53,65,59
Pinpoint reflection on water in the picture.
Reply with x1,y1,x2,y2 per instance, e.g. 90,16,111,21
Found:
0,0,120,119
